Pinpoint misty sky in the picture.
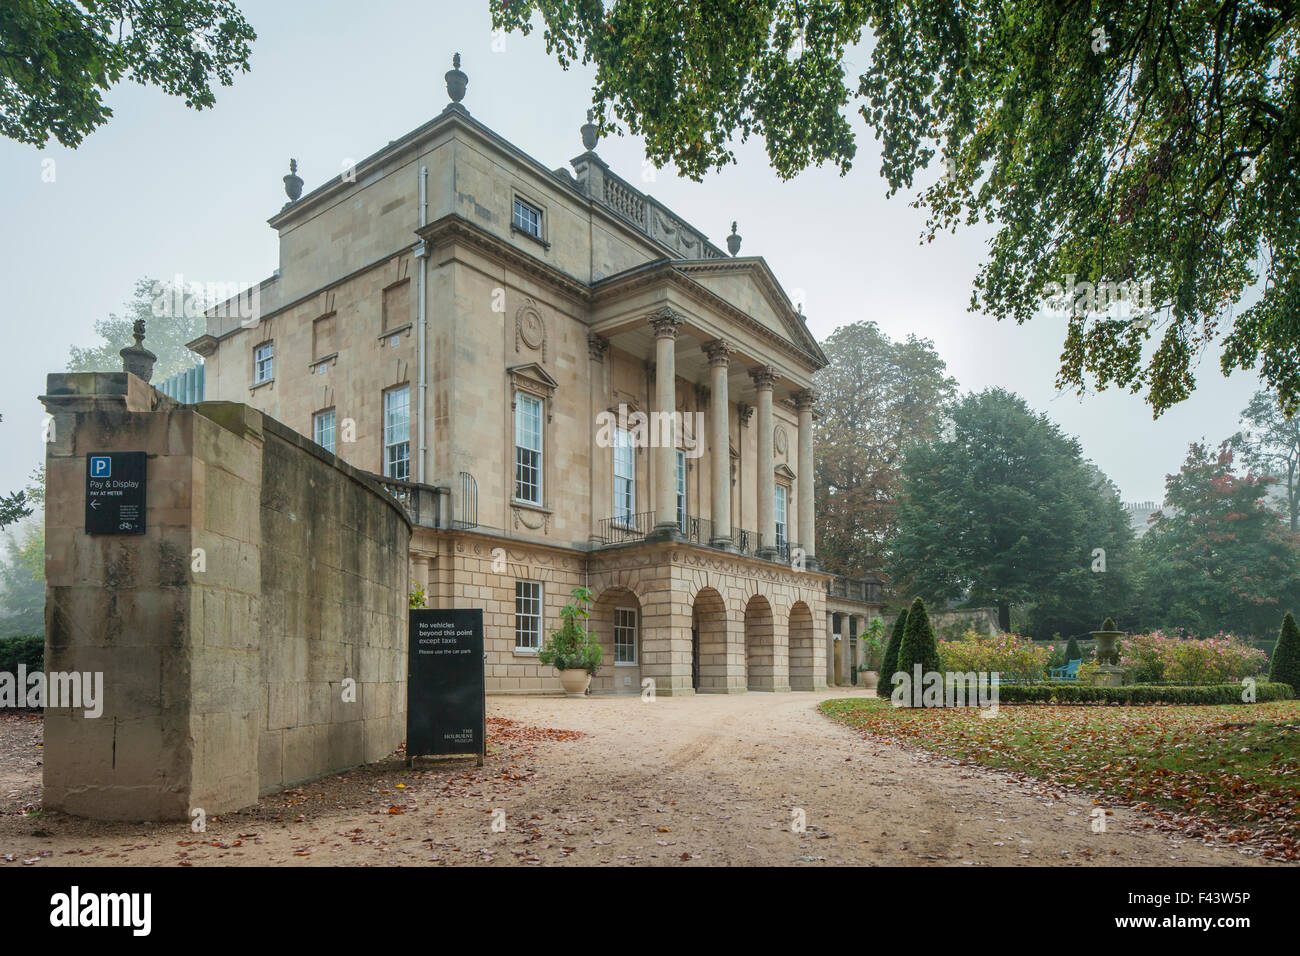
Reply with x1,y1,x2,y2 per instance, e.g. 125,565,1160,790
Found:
0,0,1266,507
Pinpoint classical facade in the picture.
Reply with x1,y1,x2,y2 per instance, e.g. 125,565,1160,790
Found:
190,58,835,695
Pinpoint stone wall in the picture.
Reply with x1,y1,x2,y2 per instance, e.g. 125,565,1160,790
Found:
40,373,410,821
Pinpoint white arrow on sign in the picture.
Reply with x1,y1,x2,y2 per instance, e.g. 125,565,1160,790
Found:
90,500,100,509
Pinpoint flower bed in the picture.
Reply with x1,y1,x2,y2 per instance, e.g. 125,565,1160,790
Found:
1119,631,1268,684
938,630,1049,681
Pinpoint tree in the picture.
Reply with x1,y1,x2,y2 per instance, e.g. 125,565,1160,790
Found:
881,604,907,685
67,277,206,380
813,321,956,577
1065,636,1082,663
494,1,1300,415
1139,441,1300,638
1,0,255,148
896,597,940,705
0,470,45,637
889,389,1135,633
1234,390,1300,532
1026,461,1138,639
1269,611,1300,693
0,416,31,530
0,523,44,638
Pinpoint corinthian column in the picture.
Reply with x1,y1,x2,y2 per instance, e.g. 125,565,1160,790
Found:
650,308,682,535
704,340,735,546
751,365,777,558
795,389,817,566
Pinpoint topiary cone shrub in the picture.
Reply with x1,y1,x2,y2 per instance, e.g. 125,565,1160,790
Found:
897,597,941,707
1269,611,1300,693
1065,635,1082,661
881,606,908,693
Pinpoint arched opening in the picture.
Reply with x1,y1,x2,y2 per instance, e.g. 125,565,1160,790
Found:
789,601,815,691
692,587,731,692
591,586,641,695
744,594,776,691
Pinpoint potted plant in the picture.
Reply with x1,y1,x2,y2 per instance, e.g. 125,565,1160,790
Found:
857,618,886,690
538,586,603,697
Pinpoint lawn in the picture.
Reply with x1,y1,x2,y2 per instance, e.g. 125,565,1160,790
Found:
822,697,1300,860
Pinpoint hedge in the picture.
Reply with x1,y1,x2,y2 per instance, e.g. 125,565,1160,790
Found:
991,681,1294,705
0,635,43,676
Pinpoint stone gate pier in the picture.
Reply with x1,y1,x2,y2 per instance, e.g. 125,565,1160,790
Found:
39,371,411,821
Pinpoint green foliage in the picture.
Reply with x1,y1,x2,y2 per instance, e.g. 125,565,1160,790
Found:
939,630,1049,682
408,584,426,609
538,587,603,675
889,389,1135,635
0,416,32,531
494,1,1300,414
896,598,940,704
0,0,256,148
812,321,956,577
1269,612,1300,694
0,635,43,675
993,683,1293,706
1139,442,1300,638
67,278,207,381
1100,617,1118,632
1065,636,1083,662
881,606,907,683
859,635,884,672
0,521,44,638
1234,389,1300,532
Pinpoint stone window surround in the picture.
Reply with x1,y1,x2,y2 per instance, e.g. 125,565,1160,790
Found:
382,383,412,480
252,339,274,386
613,606,638,665
510,191,549,249
313,406,337,453
513,579,544,656
512,389,546,508
508,362,558,512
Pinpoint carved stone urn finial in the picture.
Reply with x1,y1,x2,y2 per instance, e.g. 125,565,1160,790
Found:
726,221,742,256
283,158,303,202
120,319,158,382
581,109,600,151
446,53,468,103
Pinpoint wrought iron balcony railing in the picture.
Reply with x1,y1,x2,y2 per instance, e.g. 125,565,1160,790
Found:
597,511,654,545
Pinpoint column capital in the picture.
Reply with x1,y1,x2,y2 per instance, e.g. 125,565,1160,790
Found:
749,365,777,390
794,388,817,411
587,333,609,361
703,339,736,367
647,307,684,339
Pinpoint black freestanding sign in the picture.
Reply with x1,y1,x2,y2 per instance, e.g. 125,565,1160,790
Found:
85,452,147,535
406,608,485,766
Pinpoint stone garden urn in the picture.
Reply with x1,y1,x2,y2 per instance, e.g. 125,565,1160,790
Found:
1089,627,1128,686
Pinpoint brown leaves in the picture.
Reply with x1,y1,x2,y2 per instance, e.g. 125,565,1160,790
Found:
824,697,1300,858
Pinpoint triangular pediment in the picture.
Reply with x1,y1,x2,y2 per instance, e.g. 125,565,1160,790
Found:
775,463,797,481
507,362,559,392
672,259,827,366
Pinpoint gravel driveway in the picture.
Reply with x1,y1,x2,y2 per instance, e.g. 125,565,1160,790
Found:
0,690,1273,866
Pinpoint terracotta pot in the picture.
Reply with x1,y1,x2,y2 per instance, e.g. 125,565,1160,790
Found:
559,668,590,698
858,670,879,690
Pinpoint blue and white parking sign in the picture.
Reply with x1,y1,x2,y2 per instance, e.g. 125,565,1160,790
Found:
90,456,111,478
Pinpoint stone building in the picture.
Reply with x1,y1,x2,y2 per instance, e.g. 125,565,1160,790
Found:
190,58,839,695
